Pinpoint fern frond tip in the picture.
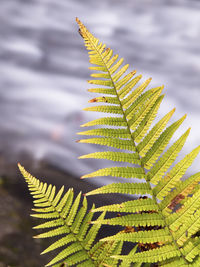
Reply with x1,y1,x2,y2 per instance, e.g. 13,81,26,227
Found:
76,17,82,25
131,70,137,75
77,131,85,136
18,164,31,183
17,162,21,168
18,163,24,173
90,208,96,213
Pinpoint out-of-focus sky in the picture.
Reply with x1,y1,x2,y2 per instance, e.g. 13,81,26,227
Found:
0,0,200,184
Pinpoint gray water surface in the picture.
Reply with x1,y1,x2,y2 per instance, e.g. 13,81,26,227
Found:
0,0,200,182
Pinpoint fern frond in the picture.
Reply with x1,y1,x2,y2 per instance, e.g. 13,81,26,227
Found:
121,78,152,107
19,164,121,266
76,18,200,266
137,108,175,156
175,210,200,246
112,244,180,263
128,88,163,131
160,172,200,213
169,189,200,231
79,151,140,164
141,115,187,169
91,213,165,228
81,117,127,127
155,146,200,200
88,87,115,95
77,137,136,151
81,166,145,179
133,94,164,143
77,128,131,138
89,241,123,267
159,258,187,267
180,238,200,262
92,198,158,213
85,182,151,196
147,128,190,185
119,246,139,267
103,241,124,267
102,228,172,244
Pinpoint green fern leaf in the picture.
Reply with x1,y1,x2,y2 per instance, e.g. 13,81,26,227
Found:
112,244,181,263
18,164,119,266
89,241,123,267
77,137,136,151
175,209,200,246
81,166,145,179
133,95,164,143
77,128,131,138
121,78,152,107
88,87,115,95
91,213,165,227
160,172,200,214
142,115,187,169
92,198,157,213
128,88,163,131
77,18,200,266
180,238,200,262
147,128,190,185
81,117,127,127
79,151,140,164
102,228,172,244
118,74,142,99
85,182,151,196
169,189,200,231
137,108,175,156
155,146,200,200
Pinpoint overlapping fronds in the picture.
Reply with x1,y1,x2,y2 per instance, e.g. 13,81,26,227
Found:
18,164,122,266
76,18,200,265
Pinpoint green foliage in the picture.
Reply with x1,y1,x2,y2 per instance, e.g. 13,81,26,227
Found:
18,18,200,266
18,164,121,266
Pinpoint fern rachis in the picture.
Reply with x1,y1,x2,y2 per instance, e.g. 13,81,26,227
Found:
18,18,200,266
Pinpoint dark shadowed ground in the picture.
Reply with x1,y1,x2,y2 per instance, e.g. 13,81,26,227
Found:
0,0,200,266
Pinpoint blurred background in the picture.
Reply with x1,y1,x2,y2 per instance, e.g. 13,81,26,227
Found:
0,0,200,266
